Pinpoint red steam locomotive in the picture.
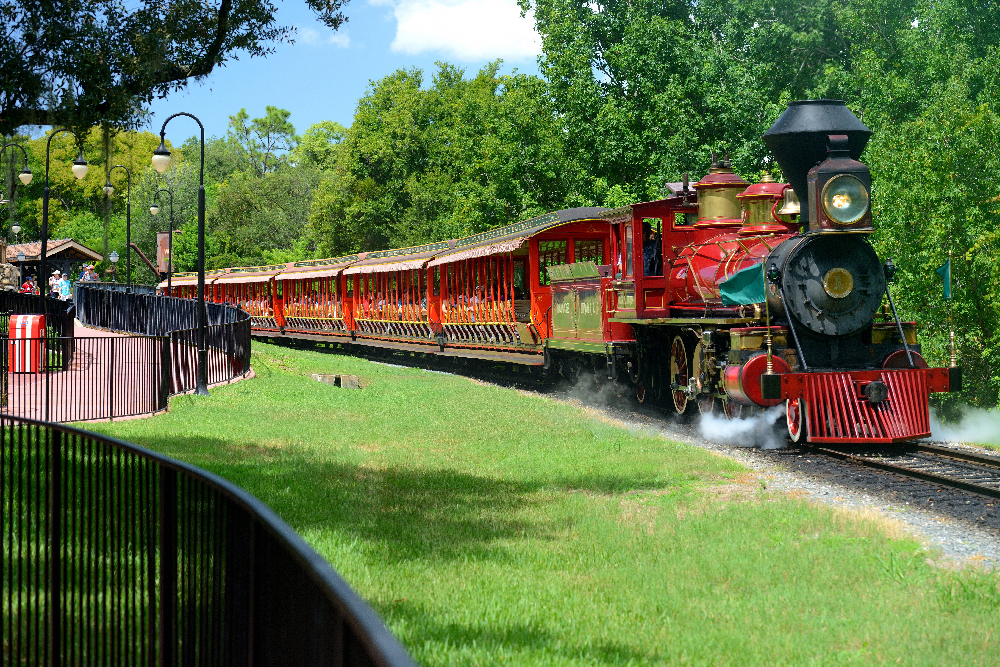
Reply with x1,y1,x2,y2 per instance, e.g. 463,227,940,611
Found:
163,99,959,444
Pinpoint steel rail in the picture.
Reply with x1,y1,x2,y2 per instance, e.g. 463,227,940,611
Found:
915,442,1000,468
801,443,1000,501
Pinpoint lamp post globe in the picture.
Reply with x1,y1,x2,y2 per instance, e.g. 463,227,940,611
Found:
18,168,32,186
11,224,20,235
71,151,89,179
103,182,114,196
152,141,172,173
150,204,159,216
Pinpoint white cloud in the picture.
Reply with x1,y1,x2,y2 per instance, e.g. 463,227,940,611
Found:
298,26,351,48
328,33,351,48
380,0,540,62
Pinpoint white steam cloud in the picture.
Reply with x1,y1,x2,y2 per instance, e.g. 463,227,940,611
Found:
930,408,1000,445
699,405,788,449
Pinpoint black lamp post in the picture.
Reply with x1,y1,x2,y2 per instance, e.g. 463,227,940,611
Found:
150,187,175,294
154,112,208,395
0,142,34,245
42,129,88,312
1,142,33,267
103,165,132,292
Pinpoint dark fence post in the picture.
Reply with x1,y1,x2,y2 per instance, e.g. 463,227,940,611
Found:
159,469,177,667
47,429,62,667
159,338,170,411
109,337,116,420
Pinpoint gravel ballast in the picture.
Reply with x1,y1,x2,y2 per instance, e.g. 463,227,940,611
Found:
557,395,1000,570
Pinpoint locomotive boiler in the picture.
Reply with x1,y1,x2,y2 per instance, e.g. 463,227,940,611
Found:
166,99,959,446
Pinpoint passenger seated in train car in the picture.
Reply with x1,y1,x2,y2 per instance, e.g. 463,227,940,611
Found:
642,220,662,276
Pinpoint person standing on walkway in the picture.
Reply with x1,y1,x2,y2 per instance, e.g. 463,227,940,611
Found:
58,272,72,300
49,271,61,298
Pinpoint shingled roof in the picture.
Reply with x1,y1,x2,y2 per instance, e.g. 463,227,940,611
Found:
8,238,104,263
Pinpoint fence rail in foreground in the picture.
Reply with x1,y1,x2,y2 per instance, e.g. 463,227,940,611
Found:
1,414,417,667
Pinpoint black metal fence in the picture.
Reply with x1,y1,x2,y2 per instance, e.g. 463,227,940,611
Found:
0,290,75,338
0,288,251,423
0,414,417,666
74,286,245,337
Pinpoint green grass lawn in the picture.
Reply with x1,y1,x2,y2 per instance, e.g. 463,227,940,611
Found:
86,343,1000,666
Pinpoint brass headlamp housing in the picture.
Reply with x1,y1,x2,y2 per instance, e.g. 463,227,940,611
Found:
806,134,873,233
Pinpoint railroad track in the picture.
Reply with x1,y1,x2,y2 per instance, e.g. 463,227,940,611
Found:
803,442,1000,500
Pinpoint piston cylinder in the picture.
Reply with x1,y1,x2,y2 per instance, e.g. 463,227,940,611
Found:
722,353,791,407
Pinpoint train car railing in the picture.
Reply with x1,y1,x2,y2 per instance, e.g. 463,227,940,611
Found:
0,414,418,667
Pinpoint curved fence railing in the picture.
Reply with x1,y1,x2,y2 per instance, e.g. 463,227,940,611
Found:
0,288,251,423
75,286,246,337
73,281,157,295
0,414,417,667
75,287,253,393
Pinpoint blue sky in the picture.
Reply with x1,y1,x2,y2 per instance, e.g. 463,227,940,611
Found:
147,0,543,142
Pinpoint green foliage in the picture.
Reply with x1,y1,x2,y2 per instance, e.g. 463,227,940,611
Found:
306,62,583,255
293,121,347,171
208,167,320,266
226,106,299,176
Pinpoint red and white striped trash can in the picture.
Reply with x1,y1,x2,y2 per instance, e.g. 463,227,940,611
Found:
9,314,46,373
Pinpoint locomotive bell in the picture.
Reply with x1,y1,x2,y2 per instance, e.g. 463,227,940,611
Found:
776,187,800,215
736,174,801,235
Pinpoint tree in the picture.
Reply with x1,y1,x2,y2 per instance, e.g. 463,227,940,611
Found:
226,106,299,176
207,167,321,266
0,0,350,134
293,121,348,171
307,62,585,256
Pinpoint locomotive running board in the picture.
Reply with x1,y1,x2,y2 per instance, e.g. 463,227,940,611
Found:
781,368,951,444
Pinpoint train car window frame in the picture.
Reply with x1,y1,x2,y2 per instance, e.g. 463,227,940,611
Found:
574,239,604,266
624,224,633,277
538,239,567,287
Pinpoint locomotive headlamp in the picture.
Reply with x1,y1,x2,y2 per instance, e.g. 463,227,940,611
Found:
805,134,873,233
821,174,869,225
